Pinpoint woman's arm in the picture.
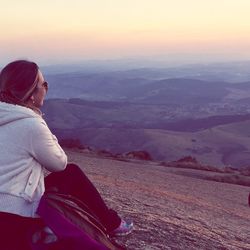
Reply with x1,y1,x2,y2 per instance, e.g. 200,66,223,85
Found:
29,118,68,172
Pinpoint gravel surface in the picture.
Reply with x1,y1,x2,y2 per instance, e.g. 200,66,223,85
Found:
66,149,250,250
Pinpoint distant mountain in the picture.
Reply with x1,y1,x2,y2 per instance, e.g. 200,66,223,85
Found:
43,68,250,105
40,63,250,169
42,98,250,131
42,99,250,168
44,74,239,102
41,60,250,82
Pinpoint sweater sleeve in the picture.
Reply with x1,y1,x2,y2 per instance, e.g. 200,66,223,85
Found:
29,118,67,172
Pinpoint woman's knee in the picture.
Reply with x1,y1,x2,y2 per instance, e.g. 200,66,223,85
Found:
65,163,82,174
45,163,83,189
65,163,89,180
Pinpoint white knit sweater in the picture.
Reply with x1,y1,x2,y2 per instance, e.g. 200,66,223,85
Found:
0,102,67,217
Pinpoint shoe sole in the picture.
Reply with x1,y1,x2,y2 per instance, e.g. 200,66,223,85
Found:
112,226,134,237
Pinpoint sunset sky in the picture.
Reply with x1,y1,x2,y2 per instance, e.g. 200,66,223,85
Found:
1,0,250,66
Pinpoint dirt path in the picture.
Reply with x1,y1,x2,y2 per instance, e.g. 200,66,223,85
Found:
67,150,250,250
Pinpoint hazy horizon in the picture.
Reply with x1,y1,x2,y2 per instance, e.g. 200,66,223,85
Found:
1,56,250,70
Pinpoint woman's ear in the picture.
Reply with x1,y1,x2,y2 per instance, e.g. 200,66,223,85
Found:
28,95,35,105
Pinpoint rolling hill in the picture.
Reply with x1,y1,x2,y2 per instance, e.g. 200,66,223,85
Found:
42,99,250,168
40,66,250,169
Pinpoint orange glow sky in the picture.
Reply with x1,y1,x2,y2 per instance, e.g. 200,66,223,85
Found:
1,0,250,65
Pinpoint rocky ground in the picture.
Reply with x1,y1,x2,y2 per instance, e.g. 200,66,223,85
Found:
66,149,250,250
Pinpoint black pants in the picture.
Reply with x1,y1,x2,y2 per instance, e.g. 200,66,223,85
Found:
44,163,121,232
0,164,121,250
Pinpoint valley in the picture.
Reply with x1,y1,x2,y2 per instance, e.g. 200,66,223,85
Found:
41,62,250,169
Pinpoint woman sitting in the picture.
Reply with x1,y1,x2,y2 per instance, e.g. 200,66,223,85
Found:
0,60,133,249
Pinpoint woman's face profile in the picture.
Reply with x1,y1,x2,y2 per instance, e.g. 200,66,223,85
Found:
31,70,48,108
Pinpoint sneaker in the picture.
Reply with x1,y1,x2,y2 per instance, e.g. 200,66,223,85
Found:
111,219,134,236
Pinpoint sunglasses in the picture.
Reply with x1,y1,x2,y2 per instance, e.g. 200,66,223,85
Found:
37,81,49,91
42,81,48,91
